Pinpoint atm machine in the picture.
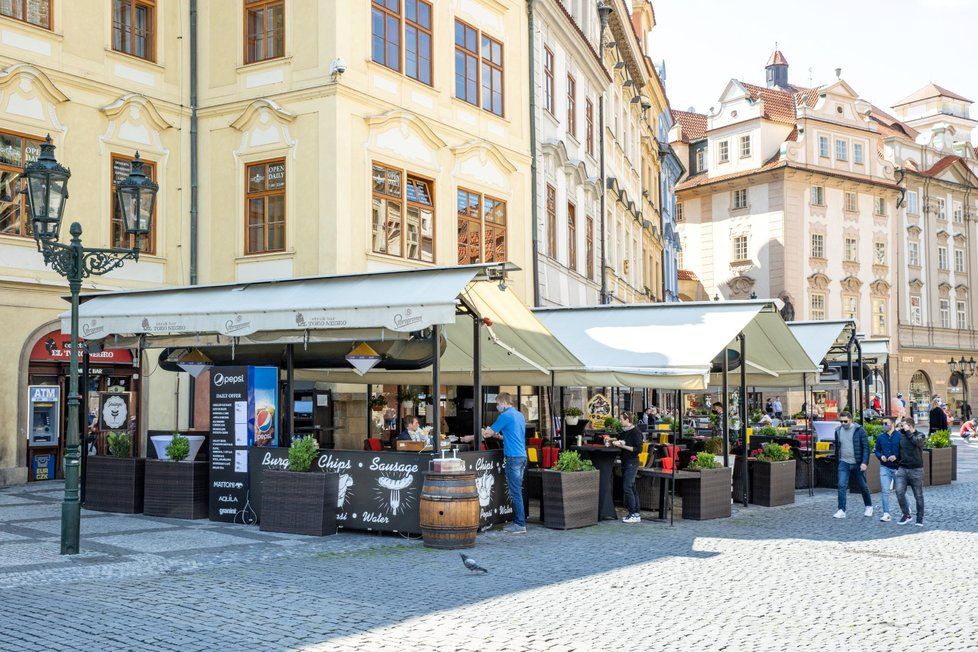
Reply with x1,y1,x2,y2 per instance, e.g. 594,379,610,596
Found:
27,384,61,481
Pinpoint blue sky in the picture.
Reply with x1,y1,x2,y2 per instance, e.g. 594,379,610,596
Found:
651,0,978,142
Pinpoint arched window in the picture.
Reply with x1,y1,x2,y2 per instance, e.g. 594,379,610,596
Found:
909,370,932,416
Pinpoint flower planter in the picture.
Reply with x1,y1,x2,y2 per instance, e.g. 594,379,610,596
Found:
926,448,952,486
849,455,881,494
542,469,599,530
143,460,209,519
564,416,580,426
260,470,339,536
749,460,796,507
682,467,732,520
84,456,144,514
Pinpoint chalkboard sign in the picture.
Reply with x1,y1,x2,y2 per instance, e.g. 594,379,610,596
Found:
209,366,250,522
248,449,509,534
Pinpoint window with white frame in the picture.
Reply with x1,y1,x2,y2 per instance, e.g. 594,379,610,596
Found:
955,248,965,273
940,298,950,328
695,148,706,172
845,191,858,212
910,295,922,325
872,298,887,335
958,300,967,329
836,139,848,161
874,197,886,216
810,293,826,320
732,189,748,209
718,140,729,163
732,234,748,261
844,237,858,262
739,134,751,158
843,295,858,321
954,202,963,223
939,246,949,270
908,241,920,266
936,197,946,220
874,241,886,265
818,136,829,158
854,142,864,165
676,202,684,222
811,185,824,206
907,190,918,214
811,232,825,259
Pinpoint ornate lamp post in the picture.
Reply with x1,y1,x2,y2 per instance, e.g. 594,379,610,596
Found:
22,136,157,555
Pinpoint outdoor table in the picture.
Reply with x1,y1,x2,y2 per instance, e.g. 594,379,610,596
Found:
572,445,622,520
640,469,699,522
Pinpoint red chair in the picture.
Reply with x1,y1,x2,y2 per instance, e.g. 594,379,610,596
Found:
363,438,382,451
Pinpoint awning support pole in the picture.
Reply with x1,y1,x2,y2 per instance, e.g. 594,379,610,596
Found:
856,340,864,426
739,332,748,507
550,372,558,443
472,316,482,451
722,344,729,467
884,359,892,417
804,372,813,497
673,389,681,527
432,325,441,454
559,387,565,449
846,335,855,416
366,383,372,440
286,344,294,445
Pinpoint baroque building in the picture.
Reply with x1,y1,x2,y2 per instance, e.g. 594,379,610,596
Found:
672,51,900,341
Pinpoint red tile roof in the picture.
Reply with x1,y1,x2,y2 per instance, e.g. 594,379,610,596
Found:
678,269,698,281
869,106,920,140
893,83,973,107
671,109,707,142
676,158,787,190
737,81,800,125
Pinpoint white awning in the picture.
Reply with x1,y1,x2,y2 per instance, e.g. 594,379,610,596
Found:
65,266,485,339
535,300,819,391
789,320,855,366
857,337,890,364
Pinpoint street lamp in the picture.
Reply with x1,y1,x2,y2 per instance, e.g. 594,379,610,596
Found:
949,356,977,379
22,136,157,555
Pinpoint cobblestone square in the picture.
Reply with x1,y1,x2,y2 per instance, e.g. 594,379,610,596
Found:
1,444,977,651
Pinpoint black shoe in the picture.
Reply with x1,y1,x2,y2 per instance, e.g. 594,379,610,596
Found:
897,515,912,525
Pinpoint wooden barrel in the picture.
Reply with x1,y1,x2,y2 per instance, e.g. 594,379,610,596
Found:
419,472,480,549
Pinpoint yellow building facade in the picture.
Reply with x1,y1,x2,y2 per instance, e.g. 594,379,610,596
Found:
0,0,533,484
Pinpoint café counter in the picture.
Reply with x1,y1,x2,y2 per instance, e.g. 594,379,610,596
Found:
243,448,509,535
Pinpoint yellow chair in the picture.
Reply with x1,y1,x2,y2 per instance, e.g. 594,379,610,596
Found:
659,433,670,444
638,452,649,466
815,441,831,458
657,424,671,431
527,447,540,465
641,442,651,456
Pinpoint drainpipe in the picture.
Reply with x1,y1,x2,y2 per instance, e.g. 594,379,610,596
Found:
597,3,611,304
187,0,199,427
527,0,540,307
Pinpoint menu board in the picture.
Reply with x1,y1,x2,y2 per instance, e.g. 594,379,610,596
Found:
248,448,509,534
209,366,250,522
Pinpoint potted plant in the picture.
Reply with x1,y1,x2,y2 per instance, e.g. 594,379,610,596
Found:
750,442,795,507
370,395,387,412
85,432,144,514
397,388,416,409
260,435,339,536
143,433,209,519
925,429,952,486
563,407,584,426
682,452,732,520
542,450,599,530
603,417,623,434
704,436,724,465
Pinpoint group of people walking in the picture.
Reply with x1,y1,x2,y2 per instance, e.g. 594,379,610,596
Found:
834,412,926,526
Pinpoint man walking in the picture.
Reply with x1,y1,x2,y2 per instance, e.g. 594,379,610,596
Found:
895,417,926,527
482,392,528,534
613,413,644,524
772,396,783,420
833,411,873,519
874,417,900,522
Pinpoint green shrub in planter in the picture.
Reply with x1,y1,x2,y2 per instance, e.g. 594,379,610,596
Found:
563,407,584,417
757,425,780,437
602,417,623,434
754,442,792,463
686,453,720,471
554,450,594,472
704,437,723,455
927,429,951,449
165,433,190,462
288,435,319,472
107,432,132,459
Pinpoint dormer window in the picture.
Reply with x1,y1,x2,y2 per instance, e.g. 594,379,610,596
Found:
739,135,751,158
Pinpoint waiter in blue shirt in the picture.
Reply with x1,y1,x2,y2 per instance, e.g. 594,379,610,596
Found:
483,392,527,534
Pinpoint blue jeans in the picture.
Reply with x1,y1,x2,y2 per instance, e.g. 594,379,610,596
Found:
622,457,640,515
879,465,897,514
505,456,527,527
837,460,871,511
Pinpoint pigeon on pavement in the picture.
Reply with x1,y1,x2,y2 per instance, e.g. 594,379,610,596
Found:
460,553,488,574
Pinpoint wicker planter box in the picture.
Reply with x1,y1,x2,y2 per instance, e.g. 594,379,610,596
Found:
143,460,209,519
542,470,599,530
682,467,732,520
849,455,881,494
635,473,661,510
260,471,339,536
85,457,144,514
927,448,952,486
750,460,796,507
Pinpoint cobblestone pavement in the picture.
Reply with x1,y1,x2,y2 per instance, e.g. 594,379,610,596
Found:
2,442,978,651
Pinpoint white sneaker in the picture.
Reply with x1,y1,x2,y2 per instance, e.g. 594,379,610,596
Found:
833,509,846,519
864,506,874,517
622,514,641,524
880,513,891,522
